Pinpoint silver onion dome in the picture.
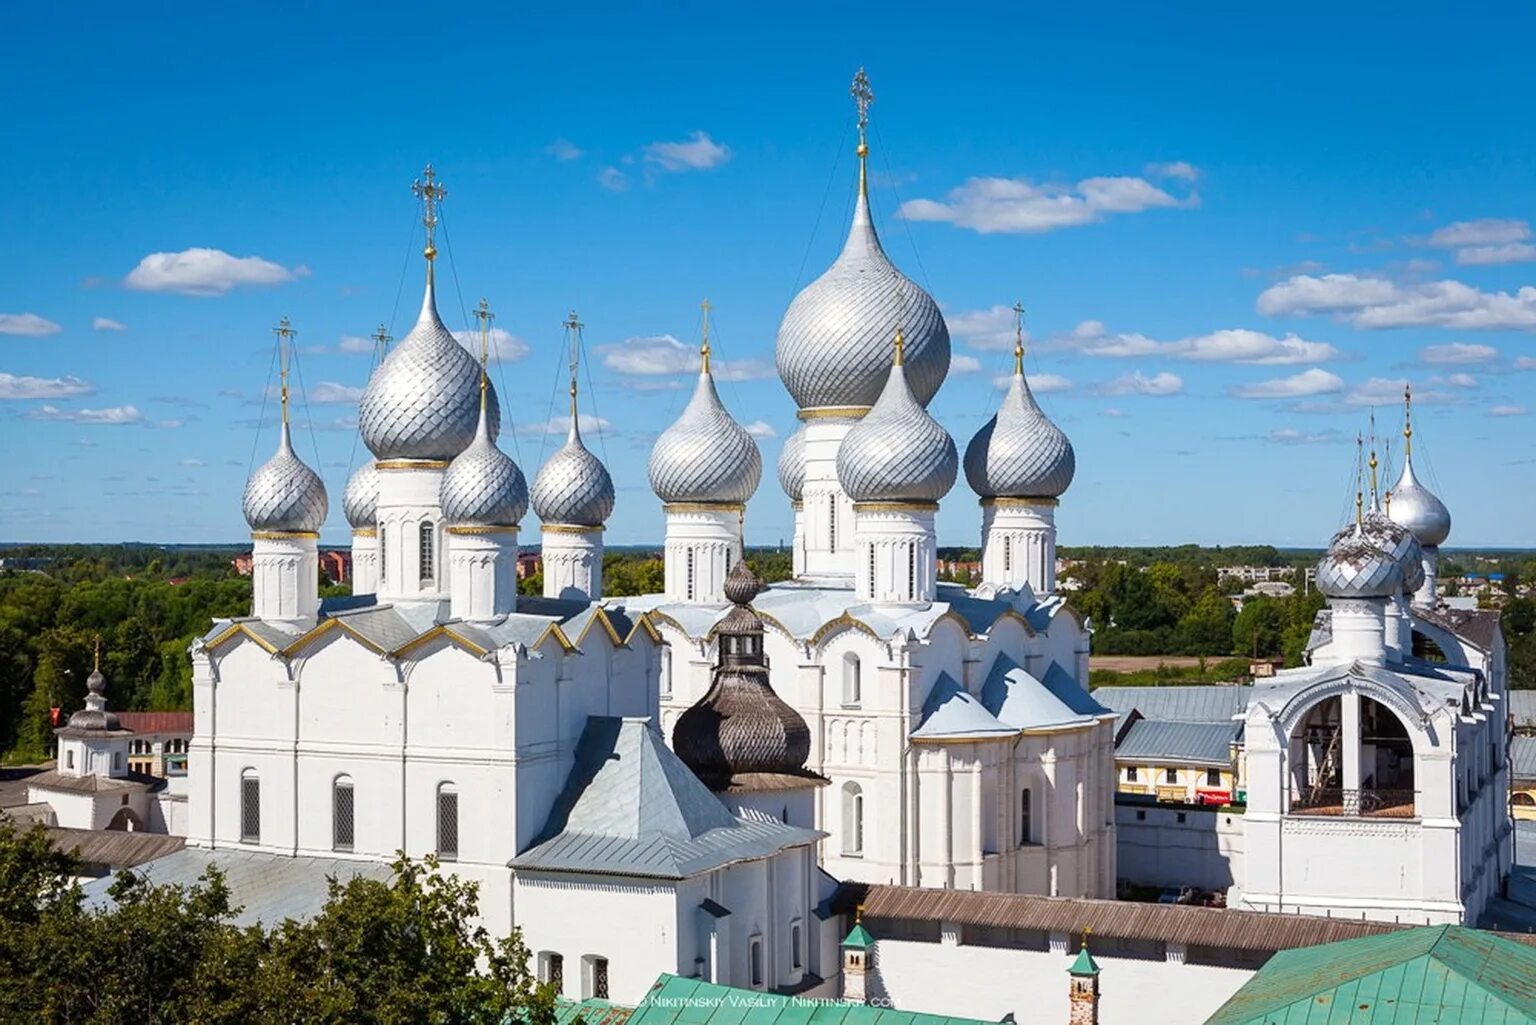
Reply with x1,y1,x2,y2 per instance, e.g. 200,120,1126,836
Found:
964,359,1075,499
243,422,328,533
1315,528,1402,600
439,401,527,527
649,364,762,505
777,423,807,502
342,459,380,530
776,184,950,411
531,419,615,527
358,276,502,461
1388,454,1451,548
837,342,958,503
1335,508,1425,597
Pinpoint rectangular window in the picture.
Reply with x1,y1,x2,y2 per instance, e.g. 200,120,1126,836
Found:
65,749,74,770
419,521,435,584
791,920,803,970
1165,767,1178,784
241,776,261,843
1205,768,1221,788
749,936,764,988
437,789,459,861
112,751,121,771
380,526,387,582
686,550,695,602
829,502,837,554
867,544,876,596
908,542,917,600
334,781,355,851
542,952,564,992
589,956,609,1000
1126,766,1139,782
1020,788,1034,845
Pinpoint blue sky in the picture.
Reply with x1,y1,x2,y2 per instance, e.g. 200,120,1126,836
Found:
3,2,1534,548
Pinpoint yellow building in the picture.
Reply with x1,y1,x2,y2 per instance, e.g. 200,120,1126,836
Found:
1114,716,1244,806
1512,735,1536,822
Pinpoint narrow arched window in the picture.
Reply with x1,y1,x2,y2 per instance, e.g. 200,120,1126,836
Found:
380,525,387,583
240,769,261,844
908,543,918,600
436,782,458,861
1020,788,1034,845
1003,536,1012,574
333,775,355,851
829,502,838,554
842,781,864,855
867,544,876,596
419,521,435,584
686,549,695,602
660,646,673,698
843,652,861,707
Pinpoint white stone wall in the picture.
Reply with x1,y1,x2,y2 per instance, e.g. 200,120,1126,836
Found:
1115,803,1245,891
515,875,681,1003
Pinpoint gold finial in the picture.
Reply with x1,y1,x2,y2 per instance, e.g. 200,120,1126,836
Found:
371,323,392,355
564,309,584,419
893,327,906,367
1012,300,1027,375
851,68,873,195
92,634,101,673
412,164,447,271
1403,383,1414,455
1368,410,1380,504
473,298,492,411
855,902,865,923
273,317,296,426
1354,433,1364,527
700,298,713,374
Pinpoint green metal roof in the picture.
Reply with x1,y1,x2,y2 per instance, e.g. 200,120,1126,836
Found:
1068,945,1100,977
1204,925,1536,1025
602,974,995,1025
552,997,634,1025
842,922,875,949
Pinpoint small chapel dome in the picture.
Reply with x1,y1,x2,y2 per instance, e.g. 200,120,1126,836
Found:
242,422,328,533
777,423,807,503
648,347,762,506
836,333,958,504
964,351,1075,499
532,421,615,527
342,459,380,530
1315,528,1403,600
440,401,528,527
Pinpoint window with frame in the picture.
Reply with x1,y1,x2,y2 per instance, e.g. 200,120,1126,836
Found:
749,936,764,988
333,776,355,851
829,502,837,554
660,646,673,698
419,521,435,584
686,549,695,602
908,542,917,600
65,749,74,770
1126,765,1139,782
842,782,864,855
1165,767,1178,784
540,952,564,992
437,783,459,861
1205,768,1221,788
380,525,387,582
790,920,803,970
112,751,121,771
842,652,861,707
867,543,876,596
585,956,609,1000
1003,536,1012,574
1020,788,1034,845
240,770,261,843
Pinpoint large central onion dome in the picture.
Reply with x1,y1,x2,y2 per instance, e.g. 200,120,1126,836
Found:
359,276,502,461
440,394,527,527
777,423,807,503
672,562,822,791
532,416,615,527
1315,526,1402,600
837,334,957,503
649,351,762,505
965,352,1075,499
342,459,380,530
776,175,950,411
243,421,328,533
1389,452,1451,548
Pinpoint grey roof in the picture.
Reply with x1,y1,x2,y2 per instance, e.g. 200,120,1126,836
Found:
1090,685,1251,727
82,847,392,927
1513,736,1536,782
48,827,185,868
912,672,1016,740
512,717,821,879
1115,719,1242,767
1510,692,1536,732
1415,604,1503,653
981,654,1104,731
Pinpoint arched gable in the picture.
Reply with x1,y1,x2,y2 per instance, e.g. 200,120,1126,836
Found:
1275,674,1439,754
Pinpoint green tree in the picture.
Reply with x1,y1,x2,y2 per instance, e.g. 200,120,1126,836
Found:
1179,588,1237,655
1232,598,1285,658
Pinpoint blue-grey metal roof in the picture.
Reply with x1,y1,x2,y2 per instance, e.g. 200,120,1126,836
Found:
912,671,1016,740
1091,684,1251,727
981,653,1104,731
512,717,822,879
1510,692,1536,733
1512,736,1536,782
80,847,392,928
1115,719,1242,767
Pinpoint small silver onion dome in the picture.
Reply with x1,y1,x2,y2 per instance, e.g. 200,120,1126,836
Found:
1388,454,1451,548
243,422,328,533
532,419,615,527
776,183,950,411
1316,527,1402,600
342,459,380,530
649,360,762,505
439,400,527,527
1335,507,1425,597
964,357,1075,499
358,276,501,461
837,338,957,503
777,423,807,502
66,653,120,732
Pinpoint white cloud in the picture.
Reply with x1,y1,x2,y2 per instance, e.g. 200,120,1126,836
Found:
949,354,982,374
1441,372,1479,389
1490,405,1528,417
1267,427,1345,445
307,382,365,405
1064,321,1340,364
901,171,1195,235
92,317,127,332
180,458,205,468
1343,377,1454,407
124,247,307,296
1428,218,1530,247
598,166,630,192
597,333,771,381
28,404,144,425
516,413,614,438
1145,161,1200,182
1456,243,1536,266
743,420,777,439
0,373,94,399
994,372,1073,393
1257,273,1536,330
0,313,63,336
1231,368,1344,399
451,327,531,364
1517,356,1536,370
338,335,375,354
1100,408,1127,418
1419,342,1499,364
1096,371,1183,397
545,138,583,161
948,305,1027,350
643,131,730,172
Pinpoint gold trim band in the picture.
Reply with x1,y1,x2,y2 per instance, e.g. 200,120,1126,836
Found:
980,496,1059,508
251,530,320,540
797,406,870,422
852,501,940,513
351,528,378,539
376,459,450,471
663,502,745,514
542,523,604,535
444,524,520,535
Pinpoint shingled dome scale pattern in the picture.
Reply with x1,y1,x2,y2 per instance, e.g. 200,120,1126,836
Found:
1334,511,1424,596
964,369,1075,499
648,371,762,505
1315,533,1402,599
242,424,329,533
532,431,615,527
342,459,379,529
837,361,957,503
440,411,528,527
777,423,807,502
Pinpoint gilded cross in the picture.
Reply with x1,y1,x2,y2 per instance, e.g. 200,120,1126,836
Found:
700,298,713,373
412,164,448,261
565,309,584,409
1012,300,1027,373
273,317,296,424
851,68,873,136
371,323,392,354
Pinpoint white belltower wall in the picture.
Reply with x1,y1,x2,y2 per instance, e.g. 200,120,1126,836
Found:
542,527,604,601
252,533,321,626
800,418,861,578
376,465,449,605
446,526,519,620
854,503,938,603
663,505,742,604
981,499,1058,594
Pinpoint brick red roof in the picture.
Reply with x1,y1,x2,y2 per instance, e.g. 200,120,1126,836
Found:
114,711,193,734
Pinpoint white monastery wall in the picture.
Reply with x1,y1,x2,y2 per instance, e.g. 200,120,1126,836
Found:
515,874,679,1004
1115,803,1245,891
